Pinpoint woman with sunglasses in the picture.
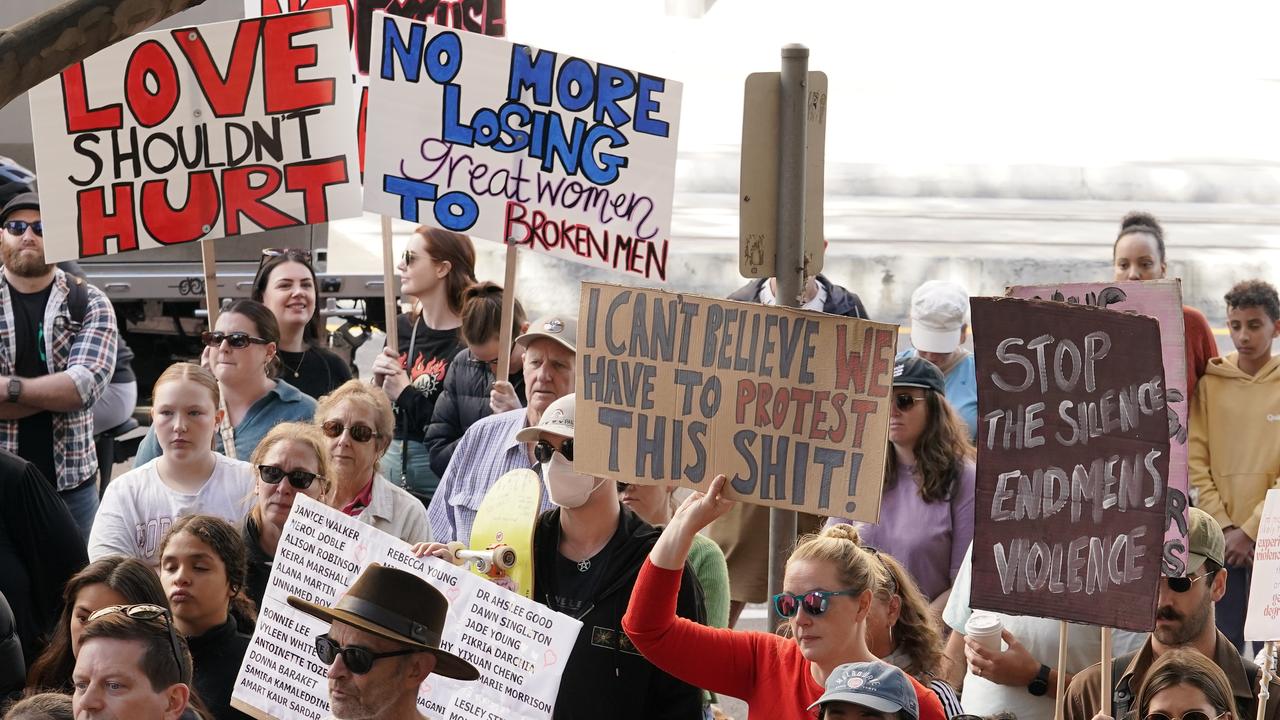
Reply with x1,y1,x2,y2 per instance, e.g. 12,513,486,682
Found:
27,557,168,692
242,423,332,608
317,380,431,543
134,300,317,466
1127,649,1238,720
371,227,476,506
90,363,255,568
423,281,529,478
826,356,975,614
251,249,353,400
159,515,255,720
623,474,946,720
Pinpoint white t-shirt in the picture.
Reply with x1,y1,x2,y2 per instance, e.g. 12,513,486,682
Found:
944,544,1146,720
88,455,255,567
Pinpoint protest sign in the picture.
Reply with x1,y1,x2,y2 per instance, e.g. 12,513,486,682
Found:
969,297,1169,632
363,14,683,281
27,8,362,264
231,495,580,720
245,1,505,169
1007,280,1191,575
1246,490,1280,641
574,282,896,518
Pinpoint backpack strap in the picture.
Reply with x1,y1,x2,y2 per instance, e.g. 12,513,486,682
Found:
65,274,89,326
1112,651,1136,720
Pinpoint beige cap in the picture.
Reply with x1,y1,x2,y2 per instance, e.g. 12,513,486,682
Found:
515,393,575,442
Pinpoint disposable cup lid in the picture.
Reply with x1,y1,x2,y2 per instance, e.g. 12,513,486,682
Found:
965,613,1002,635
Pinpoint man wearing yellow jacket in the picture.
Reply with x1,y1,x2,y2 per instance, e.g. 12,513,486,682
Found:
1189,279,1280,651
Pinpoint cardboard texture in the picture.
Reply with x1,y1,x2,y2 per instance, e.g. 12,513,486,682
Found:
1246,490,1280,641
1008,280,1191,575
28,8,362,264
970,296,1168,632
363,14,682,280
575,282,896,519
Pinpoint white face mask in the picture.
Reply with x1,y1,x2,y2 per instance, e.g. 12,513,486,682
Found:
543,452,603,508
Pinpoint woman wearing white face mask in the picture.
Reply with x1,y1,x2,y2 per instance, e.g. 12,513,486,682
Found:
412,393,707,720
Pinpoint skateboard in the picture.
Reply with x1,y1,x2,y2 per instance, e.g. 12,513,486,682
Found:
447,468,542,599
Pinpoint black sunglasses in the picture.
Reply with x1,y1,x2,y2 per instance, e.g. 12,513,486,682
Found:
1165,570,1216,593
772,589,860,618
616,482,632,493
1145,712,1227,720
3,220,42,237
87,604,186,680
315,633,418,674
201,331,270,349
257,464,323,490
534,438,573,463
321,420,382,444
893,393,925,411
260,247,312,263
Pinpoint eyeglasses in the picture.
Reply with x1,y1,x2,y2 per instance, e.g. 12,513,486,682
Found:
534,438,573,463
257,464,323,490
772,589,861,618
86,604,186,680
1164,570,1216,593
315,633,418,675
201,331,270,349
893,393,925,411
321,420,383,444
1144,712,1228,720
3,220,42,236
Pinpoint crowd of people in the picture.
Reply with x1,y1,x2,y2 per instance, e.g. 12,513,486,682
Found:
0,165,1278,720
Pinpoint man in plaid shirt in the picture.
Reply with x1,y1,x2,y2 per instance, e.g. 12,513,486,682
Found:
0,192,117,541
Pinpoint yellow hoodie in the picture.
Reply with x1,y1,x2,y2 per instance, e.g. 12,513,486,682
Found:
1189,352,1280,539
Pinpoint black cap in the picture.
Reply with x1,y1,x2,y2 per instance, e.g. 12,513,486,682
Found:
893,356,945,395
0,192,39,224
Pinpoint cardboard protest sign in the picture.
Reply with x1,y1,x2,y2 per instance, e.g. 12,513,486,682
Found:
27,8,362,264
1246,490,1280,641
364,14,682,281
231,495,580,720
245,1,505,170
1008,280,1191,575
970,297,1169,632
574,282,897,518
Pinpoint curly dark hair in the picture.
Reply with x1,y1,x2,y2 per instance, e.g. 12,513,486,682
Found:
885,390,975,503
160,515,257,630
1225,279,1280,323
1114,210,1166,263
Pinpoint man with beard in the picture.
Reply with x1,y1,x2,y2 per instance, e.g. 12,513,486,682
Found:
0,192,117,539
1062,508,1280,720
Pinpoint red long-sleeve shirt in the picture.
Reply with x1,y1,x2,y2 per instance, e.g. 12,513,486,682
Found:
623,559,946,720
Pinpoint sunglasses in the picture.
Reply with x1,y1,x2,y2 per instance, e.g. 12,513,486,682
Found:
893,393,925,411
257,464,323,490
1144,713,1228,720
87,604,186,679
3,220,42,236
772,589,861,618
261,247,312,263
534,438,574,463
201,331,270,349
1165,570,1216,593
315,633,418,675
321,420,383,444
616,482,633,493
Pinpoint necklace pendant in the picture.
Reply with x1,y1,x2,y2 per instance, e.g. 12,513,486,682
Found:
576,559,591,573
294,370,300,378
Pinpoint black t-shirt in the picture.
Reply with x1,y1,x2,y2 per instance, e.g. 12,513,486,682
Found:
393,313,465,442
546,522,624,618
10,285,55,485
275,345,353,400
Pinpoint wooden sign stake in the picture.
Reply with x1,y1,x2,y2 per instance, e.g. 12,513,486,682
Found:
1100,627,1113,717
380,215,399,351
496,237,519,382
1054,621,1068,720
201,239,220,329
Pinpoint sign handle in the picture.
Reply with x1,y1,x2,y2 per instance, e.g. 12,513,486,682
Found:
201,240,220,330
496,238,519,382
1260,641,1274,720
1054,621,1068,720
380,215,399,352
1100,627,1113,717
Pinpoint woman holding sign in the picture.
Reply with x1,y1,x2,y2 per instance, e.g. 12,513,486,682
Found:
371,227,476,507
826,356,976,612
624,474,946,720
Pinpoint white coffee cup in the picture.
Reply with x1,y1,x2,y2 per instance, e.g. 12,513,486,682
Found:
965,613,1004,654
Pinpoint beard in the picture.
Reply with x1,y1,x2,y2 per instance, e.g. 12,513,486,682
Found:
0,242,49,278
1152,598,1212,646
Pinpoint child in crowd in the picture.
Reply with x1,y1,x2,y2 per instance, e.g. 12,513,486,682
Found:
1188,279,1280,651
809,661,920,720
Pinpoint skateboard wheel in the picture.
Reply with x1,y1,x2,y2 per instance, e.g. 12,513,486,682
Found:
445,541,466,566
494,547,517,570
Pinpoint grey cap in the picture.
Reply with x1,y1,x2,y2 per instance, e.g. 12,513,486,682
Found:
807,661,919,720
0,191,39,224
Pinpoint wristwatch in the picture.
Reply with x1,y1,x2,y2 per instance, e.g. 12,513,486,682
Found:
7,377,21,403
1028,664,1051,696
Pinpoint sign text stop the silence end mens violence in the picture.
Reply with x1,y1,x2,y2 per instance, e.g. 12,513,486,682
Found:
970,297,1169,631
575,283,897,518
54,9,353,258
373,16,675,280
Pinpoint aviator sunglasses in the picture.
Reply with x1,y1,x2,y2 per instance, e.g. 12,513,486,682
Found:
534,438,574,463
771,589,861,618
3,220,42,236
315,634,418,674
87,604,186,678
894,393,925,411
1164,570,1216,593
201,331,270,349
321,420,383,444
257,464,323,490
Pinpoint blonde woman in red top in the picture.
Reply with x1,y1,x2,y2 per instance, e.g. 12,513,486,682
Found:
623,475,946,720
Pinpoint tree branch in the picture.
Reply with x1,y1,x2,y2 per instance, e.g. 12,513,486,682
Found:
0,0,208,110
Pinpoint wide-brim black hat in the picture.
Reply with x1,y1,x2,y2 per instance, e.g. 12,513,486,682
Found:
288,563,479,681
